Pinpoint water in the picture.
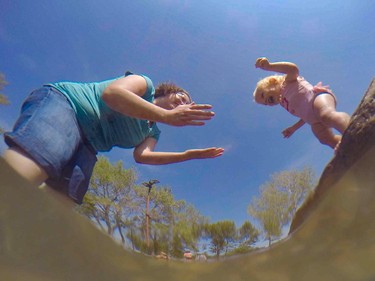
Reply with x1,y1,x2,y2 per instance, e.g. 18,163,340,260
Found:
1,145,374,281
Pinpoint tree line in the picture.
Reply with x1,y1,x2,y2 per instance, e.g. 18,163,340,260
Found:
0,73,9,134
77,156,316,259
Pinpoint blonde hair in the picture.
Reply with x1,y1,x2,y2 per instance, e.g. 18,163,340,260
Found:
253,75,285,103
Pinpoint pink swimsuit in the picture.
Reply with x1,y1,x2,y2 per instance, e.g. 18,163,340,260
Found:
280,76,336,125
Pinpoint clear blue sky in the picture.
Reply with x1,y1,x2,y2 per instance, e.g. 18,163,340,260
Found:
1,0,374,228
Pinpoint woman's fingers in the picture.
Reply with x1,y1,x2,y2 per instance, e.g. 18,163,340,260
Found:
165,103,219,126
188,147,225,158
189,104,213,110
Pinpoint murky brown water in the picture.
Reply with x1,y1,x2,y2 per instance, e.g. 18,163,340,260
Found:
1,147,375,281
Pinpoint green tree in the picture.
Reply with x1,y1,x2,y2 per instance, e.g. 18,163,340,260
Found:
77,156,138,244
276,167,316,221
170,202,208,258
238,220,259,247
0,73,9,134
0,73,8,104
146,187,177,255
135,185,207,256
77,156,209,257
124,215,143,251
205,220,237,258
248,167,316,246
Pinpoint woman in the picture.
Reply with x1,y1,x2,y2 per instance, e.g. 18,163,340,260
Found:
3,71,224,203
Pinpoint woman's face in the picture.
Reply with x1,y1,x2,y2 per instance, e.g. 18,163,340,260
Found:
156,92,192,109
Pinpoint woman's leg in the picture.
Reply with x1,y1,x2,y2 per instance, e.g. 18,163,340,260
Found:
313,94,350,134
3,86,82,190
3,147,48,186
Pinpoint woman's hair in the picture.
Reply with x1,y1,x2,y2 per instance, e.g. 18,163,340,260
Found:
253,75,285,101
155,82,192,103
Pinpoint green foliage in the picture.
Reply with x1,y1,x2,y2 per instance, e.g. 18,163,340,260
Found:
249,183,289,245
0,94,8,105
0,73,9,134
248,167,316,246
238,220,259,246
145,187,207,256
171,234,184,258
77,156,138,240
77,156,209,257
205,220,237,257
0,73,9,105
226,244,257,256
77,156,262,257
275,167,317,220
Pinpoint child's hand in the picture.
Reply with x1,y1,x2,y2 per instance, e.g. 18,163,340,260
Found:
255,57,271,70
282,127,296,138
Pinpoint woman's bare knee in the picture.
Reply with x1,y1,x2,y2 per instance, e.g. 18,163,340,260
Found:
3,147,48,185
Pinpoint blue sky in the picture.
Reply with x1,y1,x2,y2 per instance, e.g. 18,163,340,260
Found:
1,0,374,228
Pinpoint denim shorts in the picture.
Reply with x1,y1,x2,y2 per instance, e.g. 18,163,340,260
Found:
4,86,97,203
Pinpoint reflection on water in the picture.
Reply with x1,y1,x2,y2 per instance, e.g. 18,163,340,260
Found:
0,145,375,281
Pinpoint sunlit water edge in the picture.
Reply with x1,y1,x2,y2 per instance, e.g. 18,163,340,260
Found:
1,144,375,281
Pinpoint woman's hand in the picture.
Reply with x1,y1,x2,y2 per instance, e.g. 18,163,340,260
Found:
185,147,225,159
163,103,216,126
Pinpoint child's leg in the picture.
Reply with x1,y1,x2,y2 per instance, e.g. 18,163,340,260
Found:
311,123,341,149
3,147,48,186
313,94,350,134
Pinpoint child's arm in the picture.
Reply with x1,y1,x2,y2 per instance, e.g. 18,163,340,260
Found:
282,119,305,138
255,57,299,82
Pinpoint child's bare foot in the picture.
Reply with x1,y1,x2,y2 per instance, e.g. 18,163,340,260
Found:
334,135,342,154
334,141,341,154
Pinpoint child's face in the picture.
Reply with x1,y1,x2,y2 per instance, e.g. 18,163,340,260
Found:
255,89,280,106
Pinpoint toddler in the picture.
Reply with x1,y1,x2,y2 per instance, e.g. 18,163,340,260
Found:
253,57,350,149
